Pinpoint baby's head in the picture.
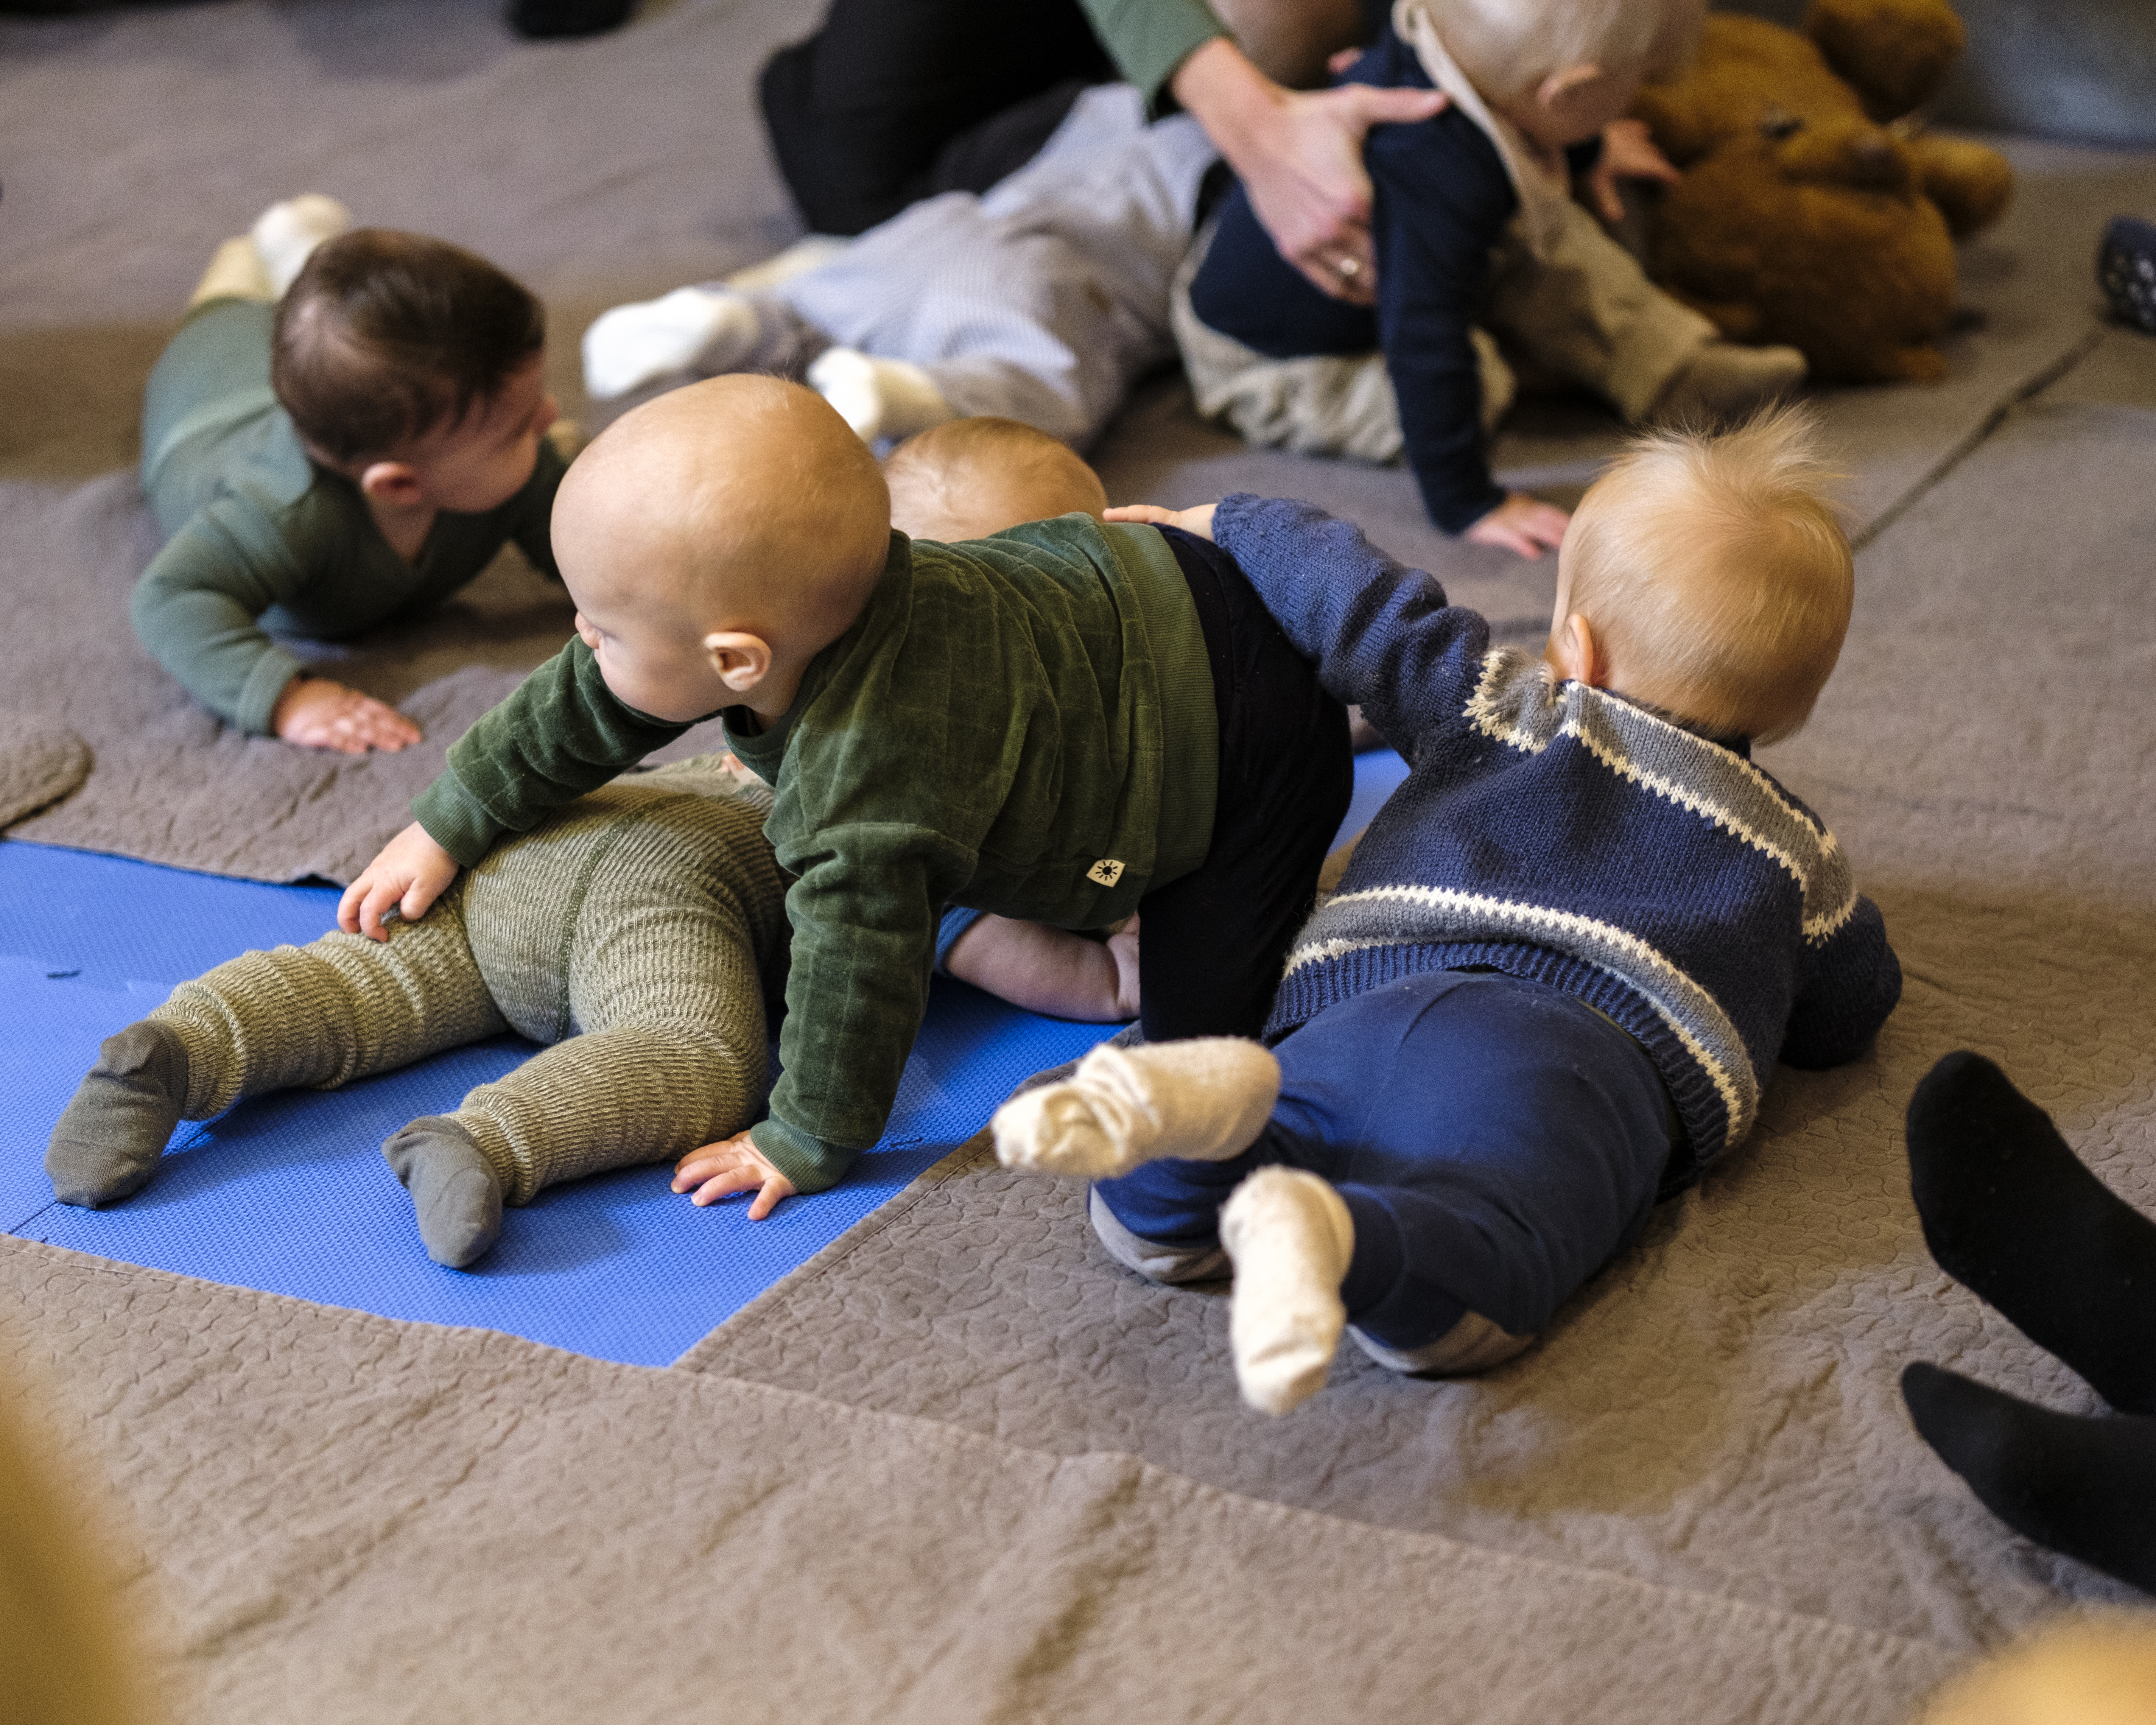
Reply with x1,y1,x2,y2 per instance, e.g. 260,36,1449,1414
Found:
551,375,891,722
1548,405,1852,744
1915,1613,2156,1725
273,228,556,513
1429,0,1705,146
883,417,1108,542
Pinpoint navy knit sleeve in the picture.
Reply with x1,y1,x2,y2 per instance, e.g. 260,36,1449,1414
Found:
1212,492,1487,751
1779,895,1902,1070
1366,110,1518,534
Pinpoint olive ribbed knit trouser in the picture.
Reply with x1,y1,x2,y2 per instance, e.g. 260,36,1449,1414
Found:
146,770,789,1205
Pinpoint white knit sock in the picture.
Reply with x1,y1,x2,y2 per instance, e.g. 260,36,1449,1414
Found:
581,286,762,400
251,195,354,297
806,347,954,444
993,1037,1280,1179
1222,1167,1354,1416
188,235,275,308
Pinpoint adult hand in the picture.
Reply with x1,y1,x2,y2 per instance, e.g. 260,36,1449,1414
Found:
1102,501,1217,540
272,675,422,755
1586,118,1681,226
338,821,462,940
672,1130,798,1220
1464,492,1571,560
1172,37,1448,305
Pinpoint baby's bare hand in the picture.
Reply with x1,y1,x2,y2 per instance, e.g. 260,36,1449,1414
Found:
273,676,422,755
1103,502,1218,541
672,1130,797,1221
1465,492,1570,560
1588,118,1681,226
337,821,462,941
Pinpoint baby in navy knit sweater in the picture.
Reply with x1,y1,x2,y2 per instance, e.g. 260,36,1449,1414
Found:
996,406,1901,1414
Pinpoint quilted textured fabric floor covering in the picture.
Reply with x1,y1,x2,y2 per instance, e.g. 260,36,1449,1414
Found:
680,332,2156,1659
5,1,2156,1719
0,1238,1964,1725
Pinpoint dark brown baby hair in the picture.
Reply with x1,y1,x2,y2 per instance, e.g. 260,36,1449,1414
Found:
271,228,545,466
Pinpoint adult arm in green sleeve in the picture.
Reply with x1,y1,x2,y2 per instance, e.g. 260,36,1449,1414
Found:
1077,0,1226,111
411,636,701,866
746,822,979,1193
130,501,312,736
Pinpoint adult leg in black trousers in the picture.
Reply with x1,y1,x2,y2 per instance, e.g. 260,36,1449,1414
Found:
759,0,1112,237
1900,1052,2156,1594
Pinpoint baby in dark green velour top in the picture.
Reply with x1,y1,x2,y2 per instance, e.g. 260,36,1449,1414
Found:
133,197,569,754
339,374,1351,1224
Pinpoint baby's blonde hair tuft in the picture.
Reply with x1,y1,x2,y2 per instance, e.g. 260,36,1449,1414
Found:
1916,1613,2156,1725
1562,403,1853,744
1425,0,1705,102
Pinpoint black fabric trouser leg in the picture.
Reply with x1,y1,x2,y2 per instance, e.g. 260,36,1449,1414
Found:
758,0,1115,236
1138,526,1352,1045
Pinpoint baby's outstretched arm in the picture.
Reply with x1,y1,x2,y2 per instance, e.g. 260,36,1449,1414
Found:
945,914,1141,1023
672,1130,798,1221
338,822,462,940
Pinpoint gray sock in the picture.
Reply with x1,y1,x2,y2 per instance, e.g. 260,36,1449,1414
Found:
45,1021,189,1207
381,1116,504,1269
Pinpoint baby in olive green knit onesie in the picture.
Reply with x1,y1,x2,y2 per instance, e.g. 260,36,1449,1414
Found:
44,755,788,1268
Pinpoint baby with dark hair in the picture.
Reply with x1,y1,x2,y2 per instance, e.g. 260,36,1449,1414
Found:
132,198,570,753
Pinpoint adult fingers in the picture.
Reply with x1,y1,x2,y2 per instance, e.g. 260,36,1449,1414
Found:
1337,83,1449,129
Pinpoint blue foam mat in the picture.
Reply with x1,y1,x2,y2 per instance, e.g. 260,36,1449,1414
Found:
4,750,1409,1365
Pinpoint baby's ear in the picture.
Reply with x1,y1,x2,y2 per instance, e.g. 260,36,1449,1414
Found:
1535,63,1611,123
702,631,771,693
357,459,425,505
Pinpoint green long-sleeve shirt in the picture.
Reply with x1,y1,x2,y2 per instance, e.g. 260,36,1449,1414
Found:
132,298,565,736
410,514,1219,1193
1078,0,1226,111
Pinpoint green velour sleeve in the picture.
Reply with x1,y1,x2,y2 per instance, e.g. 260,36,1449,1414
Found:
747,820,979,1192
411,637,699,867
1077,0,1227,110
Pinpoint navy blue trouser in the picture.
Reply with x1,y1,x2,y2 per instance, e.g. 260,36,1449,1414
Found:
1092,971,1679,1349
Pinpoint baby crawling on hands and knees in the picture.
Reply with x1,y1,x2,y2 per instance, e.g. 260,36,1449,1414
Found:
136,197,571,753
999,407,1901,1414
339,375,1350,1222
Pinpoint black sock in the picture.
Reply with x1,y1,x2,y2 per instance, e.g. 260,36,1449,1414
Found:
381,1116,503,1270
44,1020,188,1207
1906,1051,2156,1414
1902,1362,2156,1594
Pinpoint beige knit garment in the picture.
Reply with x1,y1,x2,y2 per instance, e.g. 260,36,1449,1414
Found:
149,759,791,1204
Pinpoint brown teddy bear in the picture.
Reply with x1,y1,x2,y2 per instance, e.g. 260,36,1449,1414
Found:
1632,0,2014,382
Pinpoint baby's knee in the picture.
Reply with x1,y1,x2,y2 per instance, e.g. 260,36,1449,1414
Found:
1087,1187,1228,1284
1348,1312,1536,1379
